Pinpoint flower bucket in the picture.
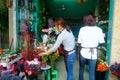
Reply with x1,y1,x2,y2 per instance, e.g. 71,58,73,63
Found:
95,71,106,80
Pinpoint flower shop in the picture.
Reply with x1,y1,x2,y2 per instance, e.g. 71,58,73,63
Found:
1,0,120,80
0,0,60,80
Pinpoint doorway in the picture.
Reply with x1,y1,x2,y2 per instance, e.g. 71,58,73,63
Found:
39,0,110,80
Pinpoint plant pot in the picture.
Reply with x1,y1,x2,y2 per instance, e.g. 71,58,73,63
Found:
7,1,12,8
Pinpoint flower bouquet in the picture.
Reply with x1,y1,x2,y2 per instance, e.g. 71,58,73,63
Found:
96,58,109,72
37,43,48,67
38,27,59,69
24,58,40,80
110,62,120,80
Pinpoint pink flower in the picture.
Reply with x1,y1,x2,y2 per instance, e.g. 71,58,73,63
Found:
28,71,32,75
34,58,39,63
38,46,47,52
42,29,48,33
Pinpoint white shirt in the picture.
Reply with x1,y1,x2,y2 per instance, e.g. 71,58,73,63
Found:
52,29,75,55
77,26,105,59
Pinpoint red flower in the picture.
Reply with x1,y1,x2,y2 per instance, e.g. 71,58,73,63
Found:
7,1,12,8
11,37,14,43
0,65,3,69
115,71,120,76
0,49,5,53
32,70,37,75
9,64,14,68
40,61,45,67
110,62,120,77
20,52,28,60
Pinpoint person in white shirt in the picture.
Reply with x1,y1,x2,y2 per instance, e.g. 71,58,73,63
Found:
77,14,105,80
40,18,76,80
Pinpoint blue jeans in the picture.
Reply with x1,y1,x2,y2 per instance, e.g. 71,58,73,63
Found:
67,52,76,80
79,55,97,80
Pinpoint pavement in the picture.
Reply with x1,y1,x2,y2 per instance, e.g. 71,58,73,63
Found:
56,56,89,80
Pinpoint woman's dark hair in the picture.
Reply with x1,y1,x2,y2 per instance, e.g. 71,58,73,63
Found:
83,14,96,26
55,18,71,32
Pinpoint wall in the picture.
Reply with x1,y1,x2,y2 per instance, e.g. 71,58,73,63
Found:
9,0,17,50
110,0,120,80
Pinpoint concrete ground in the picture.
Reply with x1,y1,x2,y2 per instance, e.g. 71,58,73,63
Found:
56,56,89,80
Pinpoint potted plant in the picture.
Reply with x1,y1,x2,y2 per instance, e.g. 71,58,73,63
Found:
7,0,12,8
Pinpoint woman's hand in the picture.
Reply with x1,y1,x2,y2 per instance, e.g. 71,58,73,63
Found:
39,48,52,57
39,52,47,57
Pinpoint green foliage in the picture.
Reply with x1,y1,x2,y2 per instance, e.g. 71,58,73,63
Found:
0,0,8,30
41,55,48,64
99,0,109,20
98,46,106,62
38,0,48,36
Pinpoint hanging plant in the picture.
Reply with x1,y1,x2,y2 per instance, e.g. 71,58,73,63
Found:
7,0,13,8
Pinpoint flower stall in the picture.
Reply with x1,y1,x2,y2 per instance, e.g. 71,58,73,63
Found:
0,25,60,80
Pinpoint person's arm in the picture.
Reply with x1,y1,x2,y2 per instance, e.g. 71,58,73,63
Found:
39,48,53,56
77,28,82,55
76,43,81,55
39,33,64,56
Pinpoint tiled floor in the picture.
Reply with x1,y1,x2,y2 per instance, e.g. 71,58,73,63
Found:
56,56,89,80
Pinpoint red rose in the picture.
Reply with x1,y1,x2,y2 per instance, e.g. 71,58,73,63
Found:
0,65,3,69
